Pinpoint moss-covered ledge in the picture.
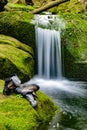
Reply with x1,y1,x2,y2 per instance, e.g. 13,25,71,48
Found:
0,80,60,130
0,11,35,48
5,3,34,12
0,35,34,81
64,61,87,81
61,13,87,81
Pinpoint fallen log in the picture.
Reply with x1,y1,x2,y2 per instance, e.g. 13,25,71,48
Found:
31,0,70,14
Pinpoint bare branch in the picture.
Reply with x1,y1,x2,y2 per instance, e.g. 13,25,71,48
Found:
31,0,70,14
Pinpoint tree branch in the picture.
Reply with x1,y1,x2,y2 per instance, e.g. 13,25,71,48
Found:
31,0,70,14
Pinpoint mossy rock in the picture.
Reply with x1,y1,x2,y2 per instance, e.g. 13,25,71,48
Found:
61,13,87,80
49,0,83,14
5,3,34,11
0,80,59,130
0,35,34,81
0,11,35,48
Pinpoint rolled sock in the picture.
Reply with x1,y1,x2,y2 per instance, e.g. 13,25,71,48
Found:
26,94,37,107
31,100,37,108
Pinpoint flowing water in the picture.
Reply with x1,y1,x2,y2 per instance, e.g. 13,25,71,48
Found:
29,15,87,130
26,77,87,130
35,27,62,78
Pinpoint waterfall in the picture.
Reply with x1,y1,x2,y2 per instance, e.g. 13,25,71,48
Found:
35,27,62,79
29,15,87,130
26,15,86,96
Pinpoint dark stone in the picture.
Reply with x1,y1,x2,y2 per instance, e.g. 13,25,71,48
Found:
0,0,8,12
25,0,34,6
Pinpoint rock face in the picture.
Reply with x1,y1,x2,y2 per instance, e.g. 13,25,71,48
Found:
61,13,87,81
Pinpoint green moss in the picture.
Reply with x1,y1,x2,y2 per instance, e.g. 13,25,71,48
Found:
62,13,87,60
68,0,83,13
0,35,34,55
0,96,38,130
0,80,59,130
49,0,83,14
0,56,25,80
0,11,35,48
0,80,4,93
35,91,58,123
5,3,34,11
0,35,34,81
61,13,87,80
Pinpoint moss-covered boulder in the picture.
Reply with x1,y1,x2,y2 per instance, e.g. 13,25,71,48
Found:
0,35,34,81
0,80,59,130
61,13,87,81
47,0,83,14
0,11,35,48
5,3,34,11
57,0,83,14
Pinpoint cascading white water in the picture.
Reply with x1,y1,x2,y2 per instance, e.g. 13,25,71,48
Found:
26,15,86,96
35,27,62,79
26,14,86,96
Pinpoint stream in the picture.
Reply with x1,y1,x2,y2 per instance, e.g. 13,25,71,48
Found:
27,77,87,130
